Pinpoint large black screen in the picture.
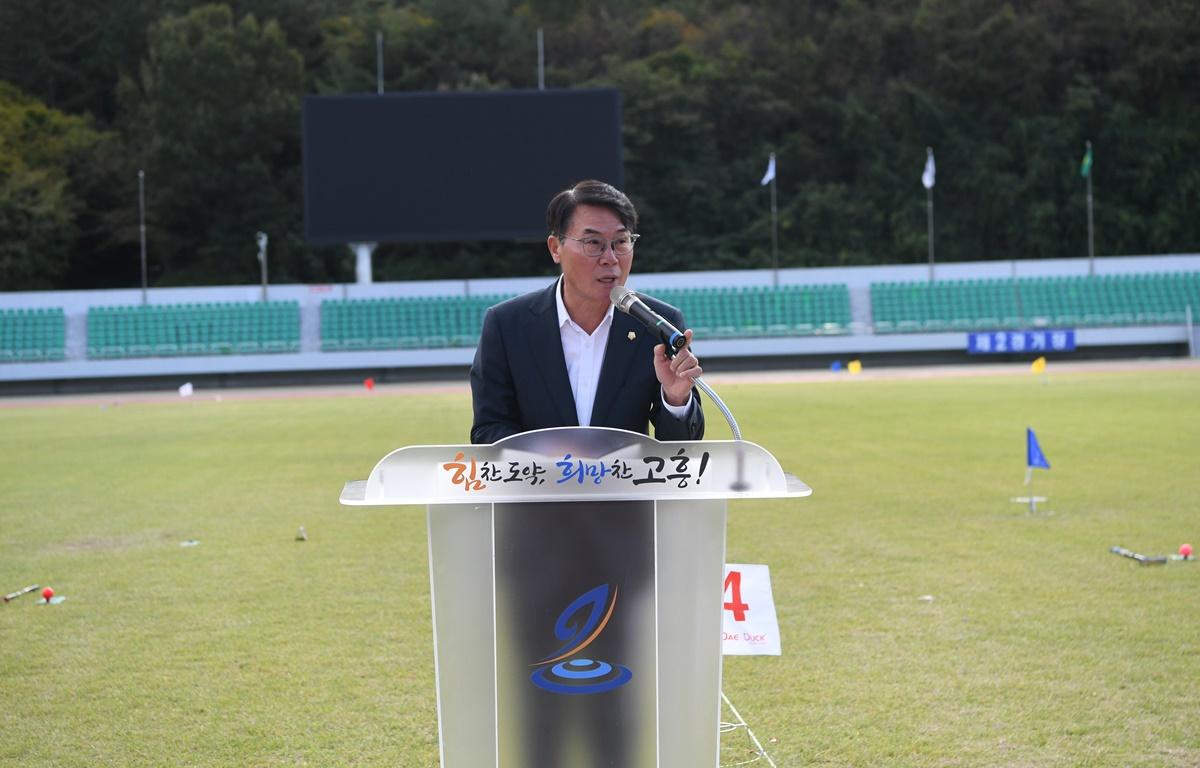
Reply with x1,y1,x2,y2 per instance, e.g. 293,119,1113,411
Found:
302,89,623,244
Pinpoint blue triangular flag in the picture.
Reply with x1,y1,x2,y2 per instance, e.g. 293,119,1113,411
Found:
1026,428,1050,470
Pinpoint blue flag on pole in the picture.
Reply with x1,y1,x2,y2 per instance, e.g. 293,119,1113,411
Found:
1026,428,1050,470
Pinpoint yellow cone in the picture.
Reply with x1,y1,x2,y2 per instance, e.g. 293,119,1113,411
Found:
1031,356,1047,374
847,359,863,375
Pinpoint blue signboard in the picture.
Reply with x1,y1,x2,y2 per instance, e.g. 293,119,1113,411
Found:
967,330,1076,355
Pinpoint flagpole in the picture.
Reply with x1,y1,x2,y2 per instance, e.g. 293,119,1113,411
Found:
927,186,934,282
925,146,935,283
769,152,778,288
138,169,148,306
1085,140,1094,277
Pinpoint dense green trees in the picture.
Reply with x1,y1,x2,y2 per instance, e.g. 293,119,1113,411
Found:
0,0,1197,290
0,82,112,288
117,5,306,285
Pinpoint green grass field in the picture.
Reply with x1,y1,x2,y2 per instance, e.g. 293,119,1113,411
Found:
1,365,1197,767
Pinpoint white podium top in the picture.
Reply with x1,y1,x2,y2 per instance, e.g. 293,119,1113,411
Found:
340,426,811,506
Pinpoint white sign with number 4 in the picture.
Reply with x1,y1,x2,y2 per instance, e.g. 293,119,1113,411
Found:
722,563,782,656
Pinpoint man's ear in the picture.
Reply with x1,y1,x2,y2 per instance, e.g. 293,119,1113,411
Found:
547,234,562,264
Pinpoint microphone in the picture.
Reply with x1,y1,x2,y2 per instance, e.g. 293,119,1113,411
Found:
611,285,749,458
610,285,688,355
610,285,748,464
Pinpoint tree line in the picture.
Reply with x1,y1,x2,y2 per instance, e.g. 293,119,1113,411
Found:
1,0,1197,291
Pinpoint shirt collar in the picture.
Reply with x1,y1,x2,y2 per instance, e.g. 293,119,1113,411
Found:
555,276,615,332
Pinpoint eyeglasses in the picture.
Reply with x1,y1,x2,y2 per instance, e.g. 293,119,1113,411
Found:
558,233,640,258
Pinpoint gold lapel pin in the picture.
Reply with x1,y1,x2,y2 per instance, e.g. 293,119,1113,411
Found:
627,331,637,341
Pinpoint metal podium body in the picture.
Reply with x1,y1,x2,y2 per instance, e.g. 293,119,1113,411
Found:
341,427,810,768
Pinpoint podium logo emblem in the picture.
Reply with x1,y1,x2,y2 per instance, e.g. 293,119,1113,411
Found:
530,584,632,695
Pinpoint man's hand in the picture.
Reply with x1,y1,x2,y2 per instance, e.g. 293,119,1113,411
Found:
654,329,702,407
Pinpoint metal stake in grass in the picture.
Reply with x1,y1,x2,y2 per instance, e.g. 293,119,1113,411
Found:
720,690,778,768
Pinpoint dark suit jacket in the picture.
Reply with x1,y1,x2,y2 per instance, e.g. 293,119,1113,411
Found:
470,282,704,444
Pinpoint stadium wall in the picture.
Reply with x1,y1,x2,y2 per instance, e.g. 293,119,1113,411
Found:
2,254,1197,394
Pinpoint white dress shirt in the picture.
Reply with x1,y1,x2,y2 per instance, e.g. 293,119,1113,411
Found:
555,278,690,427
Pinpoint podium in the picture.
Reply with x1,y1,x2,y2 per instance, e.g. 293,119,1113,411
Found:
341,427,810,768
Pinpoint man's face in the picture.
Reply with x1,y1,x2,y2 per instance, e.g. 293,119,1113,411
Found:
548,204,633,314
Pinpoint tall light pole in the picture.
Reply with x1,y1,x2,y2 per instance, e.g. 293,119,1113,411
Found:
376,31,384,94
256,231,269,302
138,170,148,305
537,28,545,90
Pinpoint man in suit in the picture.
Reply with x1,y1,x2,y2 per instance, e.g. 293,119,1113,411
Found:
470,179,704,444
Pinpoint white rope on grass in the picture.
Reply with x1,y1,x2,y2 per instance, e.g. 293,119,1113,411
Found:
720,690,779,768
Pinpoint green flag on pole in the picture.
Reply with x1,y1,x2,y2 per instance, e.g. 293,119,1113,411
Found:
1080,142,1093,178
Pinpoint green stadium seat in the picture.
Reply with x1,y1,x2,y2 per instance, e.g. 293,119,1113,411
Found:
1,307,66,363
872,278,1039,333
320,295,518,352
85,301,299,359
1007,272,1200,329
320,286,857,349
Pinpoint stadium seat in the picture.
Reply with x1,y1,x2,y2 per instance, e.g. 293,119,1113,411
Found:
1,308,66,362
318,286,854,351
320,295,514,352
867,273,1200,333
85,301,300,359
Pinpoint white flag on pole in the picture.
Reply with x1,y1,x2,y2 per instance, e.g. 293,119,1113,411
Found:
760,154,776,186
922,148,936,189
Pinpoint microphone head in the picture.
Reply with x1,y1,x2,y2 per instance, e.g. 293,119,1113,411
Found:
610,284,637,312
